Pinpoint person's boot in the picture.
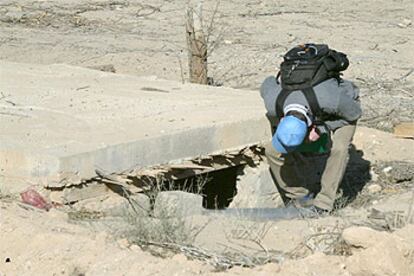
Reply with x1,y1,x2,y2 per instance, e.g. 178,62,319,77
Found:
298,205,330,217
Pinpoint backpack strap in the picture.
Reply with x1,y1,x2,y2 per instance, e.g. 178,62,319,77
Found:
275,88,292,119
301,87,323,120
275,86,323,121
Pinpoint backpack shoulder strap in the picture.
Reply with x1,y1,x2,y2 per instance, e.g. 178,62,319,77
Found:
275,86,323,121
275,88,292,119
302,87,322,119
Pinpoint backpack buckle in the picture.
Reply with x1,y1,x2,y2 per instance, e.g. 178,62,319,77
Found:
298,44,318,57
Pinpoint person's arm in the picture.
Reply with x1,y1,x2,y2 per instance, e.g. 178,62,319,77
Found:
321,80,361,130
336,92,362,122
260,76,280,117
322,94,360,131
260,76,282,134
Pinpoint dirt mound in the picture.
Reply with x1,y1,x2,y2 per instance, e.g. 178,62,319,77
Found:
1,197,414,275
344,226,414,276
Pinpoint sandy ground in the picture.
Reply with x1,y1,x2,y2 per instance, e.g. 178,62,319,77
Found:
1,184,414,276
1,0,414,275
1,126,413,275
0,0,413,130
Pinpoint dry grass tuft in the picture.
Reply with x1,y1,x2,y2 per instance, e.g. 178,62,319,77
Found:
288,222,351,258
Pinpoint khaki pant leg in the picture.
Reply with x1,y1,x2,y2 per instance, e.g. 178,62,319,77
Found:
264,142,310,203
313,124,356,211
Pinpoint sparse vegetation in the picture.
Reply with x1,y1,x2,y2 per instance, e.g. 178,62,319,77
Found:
1,0,413,274
185,1,226,85
112,177,281,270
289,223,351,258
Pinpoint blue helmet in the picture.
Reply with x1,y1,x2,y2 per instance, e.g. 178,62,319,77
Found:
272,115,307,154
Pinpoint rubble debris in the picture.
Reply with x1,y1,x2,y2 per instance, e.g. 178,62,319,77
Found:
397,18,412,28
45,146,263,206
63,182,110,204
377,161,414,184
367,184,382,194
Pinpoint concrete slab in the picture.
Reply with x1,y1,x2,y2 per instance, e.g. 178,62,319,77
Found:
0,61,270,192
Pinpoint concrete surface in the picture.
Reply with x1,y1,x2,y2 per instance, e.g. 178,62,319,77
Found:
203,206,318,221
0,61,270,192
230,162,283,208
154,191,203,218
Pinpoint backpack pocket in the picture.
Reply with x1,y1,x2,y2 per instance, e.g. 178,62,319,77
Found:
280,62,323,89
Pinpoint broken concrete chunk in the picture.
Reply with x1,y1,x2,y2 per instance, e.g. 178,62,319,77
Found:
63,183,109,204
379,161,414,183
342,226,390,249
229,162,282,208
49,190,65,204
105,194,151,217
72,193,151,217
153,191,203,218
346,236,410,276
397,19,412,28
383,166,393,174
367,184,382,194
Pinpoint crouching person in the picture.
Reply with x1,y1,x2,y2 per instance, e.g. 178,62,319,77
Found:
260,44,362,213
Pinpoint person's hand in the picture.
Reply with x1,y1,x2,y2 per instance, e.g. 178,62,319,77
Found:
308,125,320,142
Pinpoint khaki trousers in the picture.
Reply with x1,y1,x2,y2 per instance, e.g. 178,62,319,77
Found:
264,124,356,211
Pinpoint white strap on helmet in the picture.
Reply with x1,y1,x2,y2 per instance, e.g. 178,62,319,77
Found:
284,104,313,126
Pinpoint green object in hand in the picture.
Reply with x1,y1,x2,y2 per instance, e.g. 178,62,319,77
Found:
297,133,330,153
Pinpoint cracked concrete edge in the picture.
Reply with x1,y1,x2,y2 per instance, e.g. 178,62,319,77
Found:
0,117,270,193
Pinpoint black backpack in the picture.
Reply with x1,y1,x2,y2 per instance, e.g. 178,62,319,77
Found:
275,44,349,120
